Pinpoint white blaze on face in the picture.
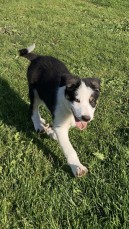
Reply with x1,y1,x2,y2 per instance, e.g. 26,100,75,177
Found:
71,81,95,121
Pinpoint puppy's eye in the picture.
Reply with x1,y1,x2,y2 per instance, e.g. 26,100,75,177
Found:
75,98,80,103
90,98,96,107
95,88,99,92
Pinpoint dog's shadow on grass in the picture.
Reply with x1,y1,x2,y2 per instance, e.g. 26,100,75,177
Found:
0,77,71,175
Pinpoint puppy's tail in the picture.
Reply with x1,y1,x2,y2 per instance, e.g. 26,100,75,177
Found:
18,44,38,61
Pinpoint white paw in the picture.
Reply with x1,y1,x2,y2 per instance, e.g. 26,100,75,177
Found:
46,127,58,140
32,115,46,132
33,122,45,132
70,163,88,177
40,118,46,125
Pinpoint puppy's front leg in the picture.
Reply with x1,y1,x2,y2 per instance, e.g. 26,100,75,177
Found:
55,127,88,177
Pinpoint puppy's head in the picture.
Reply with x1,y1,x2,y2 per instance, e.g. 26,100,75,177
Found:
65,77,100,130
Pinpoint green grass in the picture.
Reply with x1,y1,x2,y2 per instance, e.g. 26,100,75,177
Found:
0,0,129,228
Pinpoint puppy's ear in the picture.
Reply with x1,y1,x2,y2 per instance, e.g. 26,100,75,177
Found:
83,78,101,92
66,77,81,91
90,78,101,91
65,77,81,101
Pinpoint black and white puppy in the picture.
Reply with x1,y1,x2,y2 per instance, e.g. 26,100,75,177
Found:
19,44,100,177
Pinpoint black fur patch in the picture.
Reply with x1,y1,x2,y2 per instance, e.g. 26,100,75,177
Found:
27,56,71,115
19,48,28,56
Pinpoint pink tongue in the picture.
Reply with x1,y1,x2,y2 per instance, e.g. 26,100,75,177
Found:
76,121,87,130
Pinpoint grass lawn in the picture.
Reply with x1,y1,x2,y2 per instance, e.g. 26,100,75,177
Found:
0,0,129,228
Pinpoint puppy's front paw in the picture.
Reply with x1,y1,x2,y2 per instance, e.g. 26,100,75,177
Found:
70,164,88,177
76,165,88,177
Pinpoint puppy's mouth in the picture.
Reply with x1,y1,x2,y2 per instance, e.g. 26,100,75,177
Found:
71,110,88,130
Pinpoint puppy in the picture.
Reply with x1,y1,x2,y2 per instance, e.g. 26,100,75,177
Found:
19,44,100,177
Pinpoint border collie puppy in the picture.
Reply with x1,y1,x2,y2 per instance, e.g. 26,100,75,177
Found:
19,44,100,177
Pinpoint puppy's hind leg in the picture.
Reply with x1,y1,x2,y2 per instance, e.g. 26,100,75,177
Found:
29,87,47,132
29,87,57,140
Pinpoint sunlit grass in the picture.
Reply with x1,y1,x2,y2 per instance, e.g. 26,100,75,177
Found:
0,0,129,228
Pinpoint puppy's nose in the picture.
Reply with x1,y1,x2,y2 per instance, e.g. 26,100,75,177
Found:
81,115,91,122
